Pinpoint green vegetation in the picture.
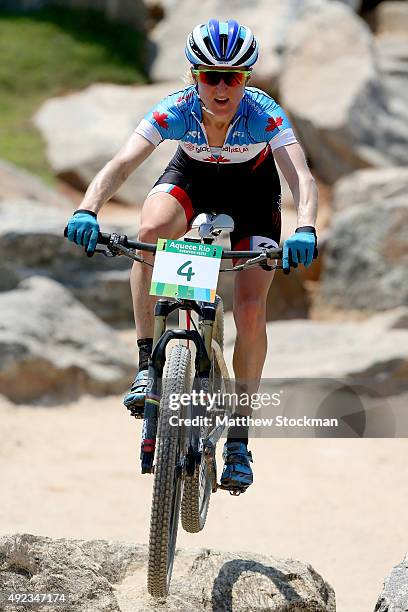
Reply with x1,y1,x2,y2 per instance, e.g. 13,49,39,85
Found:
0,8,147,182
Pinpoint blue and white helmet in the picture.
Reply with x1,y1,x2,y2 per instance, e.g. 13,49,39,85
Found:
185,19,259,68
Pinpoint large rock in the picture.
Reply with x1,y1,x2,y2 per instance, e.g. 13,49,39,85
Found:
318,199,408,311
0,198,309,322
375,34,408,112
148,0,300,94
223,307,408,392
0,533,336,611
33,83,180,205
376,1,408,40
279,2,408,183
147,0,361,93
0,199,135,323
375,553,408,612
2,198,236,322
266,270,310,320
332,166,408,212
0,276,134,403
0,159,73,209
374,3,408,122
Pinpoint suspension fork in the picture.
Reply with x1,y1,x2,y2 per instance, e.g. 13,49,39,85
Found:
141,300,172,474
188,302,218,472
140,299,213,474
199,302,217,357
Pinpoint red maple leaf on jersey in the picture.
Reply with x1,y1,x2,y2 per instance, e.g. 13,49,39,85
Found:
153,111,169,129
265,116,283,132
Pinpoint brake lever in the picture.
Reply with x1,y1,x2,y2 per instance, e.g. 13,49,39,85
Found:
225,254,277,272
244,253,268,268
95,248,116,257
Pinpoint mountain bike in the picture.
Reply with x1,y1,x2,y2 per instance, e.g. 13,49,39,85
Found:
73,213,283,598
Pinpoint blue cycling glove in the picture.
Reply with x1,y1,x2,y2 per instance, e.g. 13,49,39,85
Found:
283,226,317,272
65,209,99,256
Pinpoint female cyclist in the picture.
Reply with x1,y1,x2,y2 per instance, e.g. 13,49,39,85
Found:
66,19,318,492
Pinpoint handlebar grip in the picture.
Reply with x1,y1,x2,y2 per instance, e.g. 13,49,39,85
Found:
63,226,106,245
97,232,112,246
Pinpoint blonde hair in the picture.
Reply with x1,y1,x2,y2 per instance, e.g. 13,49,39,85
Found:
182,68,195,85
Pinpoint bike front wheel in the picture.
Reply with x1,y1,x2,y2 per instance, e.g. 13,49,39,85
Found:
181,295,224,533
147,344,191,598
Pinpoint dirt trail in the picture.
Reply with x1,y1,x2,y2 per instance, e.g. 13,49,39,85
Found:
2,198,407,610
1,389,408,612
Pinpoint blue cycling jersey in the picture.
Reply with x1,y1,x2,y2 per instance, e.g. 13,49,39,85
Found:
135,84,297,164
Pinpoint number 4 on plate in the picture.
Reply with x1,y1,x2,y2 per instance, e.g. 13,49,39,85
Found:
177,260,195,282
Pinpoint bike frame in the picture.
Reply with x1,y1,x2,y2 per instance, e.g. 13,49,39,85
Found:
63,224,300,595
84,229,284,486
141,297,223,479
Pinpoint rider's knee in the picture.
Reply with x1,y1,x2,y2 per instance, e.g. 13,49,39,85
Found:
138,223,168,244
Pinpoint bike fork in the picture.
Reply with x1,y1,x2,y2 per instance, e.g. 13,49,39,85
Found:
140,300,168,474
140,299,213,475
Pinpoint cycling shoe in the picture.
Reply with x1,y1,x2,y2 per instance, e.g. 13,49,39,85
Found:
123,369,149,417
220,441,253,492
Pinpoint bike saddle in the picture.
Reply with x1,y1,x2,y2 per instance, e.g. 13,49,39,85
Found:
190,212,235,239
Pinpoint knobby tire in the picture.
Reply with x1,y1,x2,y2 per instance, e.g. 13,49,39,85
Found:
147,344,191,597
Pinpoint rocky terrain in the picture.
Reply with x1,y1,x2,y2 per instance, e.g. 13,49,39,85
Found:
0,276,134,403
1,1,408,610
375,554,408,612
0,534,336,611
7,526,406,611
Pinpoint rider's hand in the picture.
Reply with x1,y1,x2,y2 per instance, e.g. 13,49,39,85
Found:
65,209,100,257
282,226,317,272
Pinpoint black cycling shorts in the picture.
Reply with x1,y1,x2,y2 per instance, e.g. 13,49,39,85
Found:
148,145,282,253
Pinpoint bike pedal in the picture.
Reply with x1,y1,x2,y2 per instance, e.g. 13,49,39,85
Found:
217,483,247,496
127,406,144,419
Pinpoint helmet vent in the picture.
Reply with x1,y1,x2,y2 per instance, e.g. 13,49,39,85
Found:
232,39,257,66
220,34,228,58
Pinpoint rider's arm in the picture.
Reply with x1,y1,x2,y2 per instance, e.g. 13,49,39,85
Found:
77,133,155,214
246,90,317,226
273,143,318,227
67,90,187,254
77,89,189,214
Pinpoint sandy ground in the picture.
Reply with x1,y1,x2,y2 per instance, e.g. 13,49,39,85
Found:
3,195,407,610
1,387,408,611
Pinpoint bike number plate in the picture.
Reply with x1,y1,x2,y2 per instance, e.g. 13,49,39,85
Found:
150,238,222,303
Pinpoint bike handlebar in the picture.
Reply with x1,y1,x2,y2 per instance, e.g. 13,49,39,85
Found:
97,232,282,260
